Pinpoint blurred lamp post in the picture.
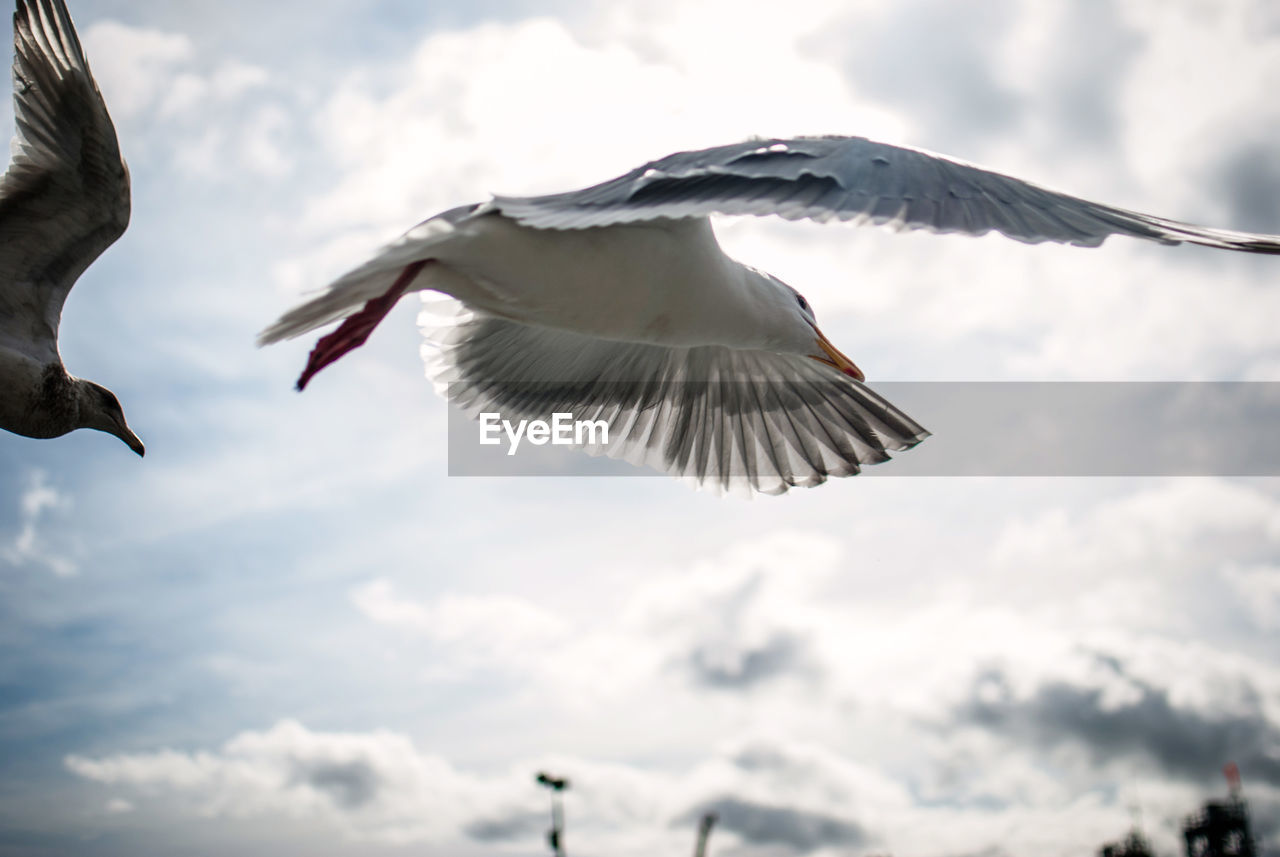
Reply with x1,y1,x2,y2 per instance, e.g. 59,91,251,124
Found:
536,772,569,857
694,811,718,857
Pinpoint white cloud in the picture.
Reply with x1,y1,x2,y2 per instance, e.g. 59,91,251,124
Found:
1114,2,1280,211
986,479,1280,636
1224,562,1280,629
158,60,271,119
83,21,270,124
82,21,193,120
65,484,1280,855
62,711,1235,857
2,470,76,577
238,104,293,178
80,19,286,185
351,577,569,672
346,509,1280,782
65,719,765,853
278,13,902,293
66,719,503,843
211,60,272,101
104,798,134,814
348,504,1280,701
56,717,973,856
350,532,839,700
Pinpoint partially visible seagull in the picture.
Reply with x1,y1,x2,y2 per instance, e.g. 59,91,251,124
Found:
260,135,1280,495
0,0,140,455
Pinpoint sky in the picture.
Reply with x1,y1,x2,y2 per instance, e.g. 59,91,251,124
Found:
2,1,1280,856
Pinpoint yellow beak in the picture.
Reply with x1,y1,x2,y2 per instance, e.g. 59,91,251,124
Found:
809,328,864,382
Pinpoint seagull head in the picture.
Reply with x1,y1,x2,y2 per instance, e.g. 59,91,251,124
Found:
76,381,144,456
760,274,864,382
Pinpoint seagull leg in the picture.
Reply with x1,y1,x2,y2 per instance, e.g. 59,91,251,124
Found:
295,260,429,391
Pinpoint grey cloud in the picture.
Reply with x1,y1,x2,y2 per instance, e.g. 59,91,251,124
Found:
1212,141,1280,232
664,567,819,692
288,758,382,810
815,0,1023,151
730,744,793,773
813,0,1146,167
1034,0,1143,151
676,796,868,853
464,809,545,842
1248,795,1280,854
869,383,1280,476
956,660,1280,786
1261,0,1280,37
688,632,813,690
1252,796,1280,838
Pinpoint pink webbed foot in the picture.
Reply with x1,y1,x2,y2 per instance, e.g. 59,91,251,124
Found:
295,260,428,391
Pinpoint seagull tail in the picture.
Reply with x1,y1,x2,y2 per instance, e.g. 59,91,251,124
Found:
258,205,483,347
256,258,426,347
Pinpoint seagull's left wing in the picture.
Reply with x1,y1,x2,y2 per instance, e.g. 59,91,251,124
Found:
0,0,129,358
424,305,928,495
493,135,1280,254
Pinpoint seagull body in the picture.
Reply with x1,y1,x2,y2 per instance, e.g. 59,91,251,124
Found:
261,136,1280,494
0,0,141,455
387,213,804,351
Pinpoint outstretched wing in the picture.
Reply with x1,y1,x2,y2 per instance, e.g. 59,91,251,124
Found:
423,305,929,495
492,135,1280,253
0,0,130,361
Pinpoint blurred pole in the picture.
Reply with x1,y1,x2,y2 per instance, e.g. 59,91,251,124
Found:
536,772,569,857
694,812,717,857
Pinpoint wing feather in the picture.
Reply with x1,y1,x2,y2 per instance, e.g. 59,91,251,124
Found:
422,306,928,495
0,0,129,357
492,135,1280,254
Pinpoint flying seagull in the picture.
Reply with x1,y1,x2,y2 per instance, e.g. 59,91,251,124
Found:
0,0,140,455
260,135,1280,494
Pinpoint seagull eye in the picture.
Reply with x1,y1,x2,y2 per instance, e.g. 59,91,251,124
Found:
795,295,809,312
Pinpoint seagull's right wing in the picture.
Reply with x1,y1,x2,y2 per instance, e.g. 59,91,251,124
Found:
493,135,1280,254
424,305,929,495
0,0,129,359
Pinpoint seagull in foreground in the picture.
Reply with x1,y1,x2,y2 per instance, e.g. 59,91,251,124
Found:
0,0,140,455
260,135,1280,494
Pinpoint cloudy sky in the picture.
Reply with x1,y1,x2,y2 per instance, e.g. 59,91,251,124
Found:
3,0,1280,855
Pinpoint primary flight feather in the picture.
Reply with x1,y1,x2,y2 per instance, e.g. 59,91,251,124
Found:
0,0,140,455
261,135,1280,494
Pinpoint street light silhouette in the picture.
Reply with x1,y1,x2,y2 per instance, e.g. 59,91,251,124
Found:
694,811,718,857
536,772,570,857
